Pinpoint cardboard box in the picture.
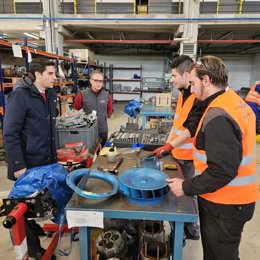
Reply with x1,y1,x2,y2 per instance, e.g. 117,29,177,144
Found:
69,49,95,62
156,92,172,107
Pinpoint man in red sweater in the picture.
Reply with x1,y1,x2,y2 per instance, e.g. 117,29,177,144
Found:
74,70,113,146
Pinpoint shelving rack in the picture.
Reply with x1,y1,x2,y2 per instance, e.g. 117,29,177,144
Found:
0,39,72,116
109,65,142,101
73,60,107,90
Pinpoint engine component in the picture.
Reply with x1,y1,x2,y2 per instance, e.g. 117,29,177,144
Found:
0,189,59,219
140,220,165,242
108,131,168,151
140,240,170,260
139,156,163,170
96,230,125,258
119,168,169,205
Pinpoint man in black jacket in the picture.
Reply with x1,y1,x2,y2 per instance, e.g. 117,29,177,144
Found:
3,58,57,259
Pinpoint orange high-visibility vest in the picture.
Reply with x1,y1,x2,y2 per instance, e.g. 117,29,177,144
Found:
168,92,196,160
194,89,259,204
245,84,260,105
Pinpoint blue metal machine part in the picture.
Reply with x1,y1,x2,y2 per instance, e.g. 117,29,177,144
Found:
66,169,118,200
119,167,169,205
139,156,163,170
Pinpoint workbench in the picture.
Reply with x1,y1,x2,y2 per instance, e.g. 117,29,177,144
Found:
140,104,174,129
65,151,198,260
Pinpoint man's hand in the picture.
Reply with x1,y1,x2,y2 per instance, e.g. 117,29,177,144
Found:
166,178,184,197
14,168,27,179
153,143,173,157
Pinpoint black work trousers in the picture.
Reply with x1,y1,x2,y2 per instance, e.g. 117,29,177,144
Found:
198,196,255,260
25,219,43,254
99,131,108,147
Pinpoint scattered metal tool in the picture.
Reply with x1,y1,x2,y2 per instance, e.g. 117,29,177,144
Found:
98,158,124,174
163,163,177,171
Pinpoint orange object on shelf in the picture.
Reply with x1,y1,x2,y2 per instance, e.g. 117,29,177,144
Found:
2,83,14,89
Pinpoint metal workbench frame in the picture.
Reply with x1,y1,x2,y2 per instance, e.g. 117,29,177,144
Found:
140,104,174,129
65,154,198,260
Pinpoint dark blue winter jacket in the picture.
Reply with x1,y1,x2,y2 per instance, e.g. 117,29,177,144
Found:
3,77,58,180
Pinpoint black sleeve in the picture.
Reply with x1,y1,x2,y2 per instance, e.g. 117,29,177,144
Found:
183,112,243,196
183,100,206,137
3,91,27,171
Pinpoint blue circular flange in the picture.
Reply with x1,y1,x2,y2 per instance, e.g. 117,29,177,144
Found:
119,168,168,190
66,169,118,200
119,168,169,205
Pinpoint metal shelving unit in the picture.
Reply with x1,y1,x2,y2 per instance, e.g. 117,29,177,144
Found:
0,39,72,116
109,65,142,101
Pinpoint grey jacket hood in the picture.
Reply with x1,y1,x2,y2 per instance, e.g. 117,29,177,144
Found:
13,76,40,94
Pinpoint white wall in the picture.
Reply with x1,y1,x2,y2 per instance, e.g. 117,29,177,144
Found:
250,54,260,86
220,55,252,90
97,54,252,92
96,54,166,77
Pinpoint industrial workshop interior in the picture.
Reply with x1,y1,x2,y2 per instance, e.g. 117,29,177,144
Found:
1,0,260,260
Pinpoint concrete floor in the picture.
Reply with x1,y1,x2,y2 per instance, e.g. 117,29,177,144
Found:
0,102,260,260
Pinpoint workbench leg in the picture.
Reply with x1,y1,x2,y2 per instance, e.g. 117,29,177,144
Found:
79,227,91,260
171,221,184,260
141,116,146,129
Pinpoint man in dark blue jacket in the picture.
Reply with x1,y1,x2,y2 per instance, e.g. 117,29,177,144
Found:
3,58,57,259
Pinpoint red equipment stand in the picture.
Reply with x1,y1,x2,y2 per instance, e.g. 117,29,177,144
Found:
3,203,29,260
3,202,78,260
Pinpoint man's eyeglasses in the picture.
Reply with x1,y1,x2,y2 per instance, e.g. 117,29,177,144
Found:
91,79,104,83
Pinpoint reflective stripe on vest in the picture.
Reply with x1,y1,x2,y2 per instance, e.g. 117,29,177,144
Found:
194,89,258,204
245,85,260,105
171,92,196,160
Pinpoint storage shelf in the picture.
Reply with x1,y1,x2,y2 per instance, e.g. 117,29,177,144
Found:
112,91,141,94
57,93,75,100
112,79,141,82
2,83,15,89
54,81,74,86
0,39,71,61
112,67,141,70
141,89,164,93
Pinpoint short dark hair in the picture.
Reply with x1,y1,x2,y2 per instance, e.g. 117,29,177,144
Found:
29,58,55,82
169,55,193,75
190,55,228,89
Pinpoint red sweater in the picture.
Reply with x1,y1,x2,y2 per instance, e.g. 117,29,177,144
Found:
74,89,113,116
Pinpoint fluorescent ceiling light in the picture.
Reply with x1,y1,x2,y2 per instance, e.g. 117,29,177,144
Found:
24,32,40,40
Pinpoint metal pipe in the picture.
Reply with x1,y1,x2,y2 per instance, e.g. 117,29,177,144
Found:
13,0,16,14
198,39,260,43
2,16,260,22
238,0,243,15
216,0,220,15
7,38,260,44
74,0,77,16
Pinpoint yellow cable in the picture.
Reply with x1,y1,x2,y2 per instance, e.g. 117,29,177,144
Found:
134,0,136,15
94,0,97,15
